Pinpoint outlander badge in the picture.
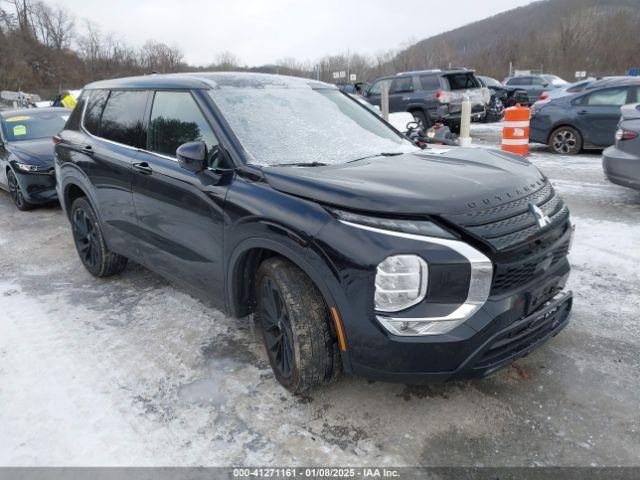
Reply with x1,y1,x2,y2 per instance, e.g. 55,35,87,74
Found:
529,203,551,229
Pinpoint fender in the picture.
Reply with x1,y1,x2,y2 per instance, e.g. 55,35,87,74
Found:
225,223,354,372
57,162,99,219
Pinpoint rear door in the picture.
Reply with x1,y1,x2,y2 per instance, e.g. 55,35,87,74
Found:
388,77,415,112
132,90,230,304
80,89,149,257
574,86,631,147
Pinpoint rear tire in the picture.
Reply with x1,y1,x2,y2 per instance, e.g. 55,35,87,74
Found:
70,197,127,277
7,170,35,211
549,126,582,155
255,257,341,394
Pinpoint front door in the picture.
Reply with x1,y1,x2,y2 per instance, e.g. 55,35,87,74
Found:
132,90,230,305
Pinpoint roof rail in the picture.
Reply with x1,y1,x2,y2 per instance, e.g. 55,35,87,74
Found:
396,69,442,76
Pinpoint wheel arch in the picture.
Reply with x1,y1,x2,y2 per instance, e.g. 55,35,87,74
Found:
225,236,350,370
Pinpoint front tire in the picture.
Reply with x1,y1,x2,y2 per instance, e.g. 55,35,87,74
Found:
255,257,341,394
70,197,127,277
7,170,35,211
550,126,582,155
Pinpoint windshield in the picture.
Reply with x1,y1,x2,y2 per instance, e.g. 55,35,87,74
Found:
543,75,568,87
208,86,419,166
480,76,501,87
1,111,68,142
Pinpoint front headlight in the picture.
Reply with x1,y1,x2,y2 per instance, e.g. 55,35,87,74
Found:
329,208,456,239
16,163,38,172
375,255,428,312
335,214,493,336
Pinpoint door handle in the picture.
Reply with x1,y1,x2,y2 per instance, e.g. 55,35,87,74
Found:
132,162,153,175
577,110,588,115
82,145,93,153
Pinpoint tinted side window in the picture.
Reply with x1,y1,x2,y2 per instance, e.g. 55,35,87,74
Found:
419,75,441,90
368,80,390,96
83,89,108,135
531,77,546,86
148,91,219,167
585,87,629,106
390,77,414,94
65,91,87,131
446,73,478,90
99,90,149,147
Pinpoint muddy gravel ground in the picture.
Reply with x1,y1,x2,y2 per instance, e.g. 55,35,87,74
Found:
1,126,639,466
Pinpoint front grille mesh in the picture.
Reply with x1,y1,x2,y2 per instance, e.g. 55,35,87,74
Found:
442,181,571,295
443,182,569,251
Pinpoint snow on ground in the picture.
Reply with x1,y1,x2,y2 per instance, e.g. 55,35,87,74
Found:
0,124,639,467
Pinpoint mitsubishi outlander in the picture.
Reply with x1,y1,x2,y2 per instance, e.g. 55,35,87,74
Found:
54,73,573,393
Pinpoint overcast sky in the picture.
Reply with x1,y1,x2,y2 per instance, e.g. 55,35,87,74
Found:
59,0,534,66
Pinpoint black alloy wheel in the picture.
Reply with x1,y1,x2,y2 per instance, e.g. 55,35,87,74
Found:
69,197,127,277
7,170,34,211
72,205,100,271
260,276,294,378
255,257,341,393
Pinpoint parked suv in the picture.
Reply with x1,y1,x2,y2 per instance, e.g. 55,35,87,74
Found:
503,74,569,104
55,73,573,393
363,69,490,132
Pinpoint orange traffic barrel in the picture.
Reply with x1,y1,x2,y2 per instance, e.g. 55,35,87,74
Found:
502,104,531,155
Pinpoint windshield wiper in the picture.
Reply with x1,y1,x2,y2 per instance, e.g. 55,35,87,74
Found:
347,152,405,163
271,161,328,167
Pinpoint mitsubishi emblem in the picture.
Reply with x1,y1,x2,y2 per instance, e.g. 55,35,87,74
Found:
529,203,551,229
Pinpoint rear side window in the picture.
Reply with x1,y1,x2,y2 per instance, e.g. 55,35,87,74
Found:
389,77,414,93
419,75,441,90
99,90,149,147
64,91,87,131
445,73,479,90
83,89,109,136
585,87,629,106
148,91,219,167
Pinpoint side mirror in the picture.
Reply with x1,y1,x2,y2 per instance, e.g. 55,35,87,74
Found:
406,121,419,130
176,141,207,172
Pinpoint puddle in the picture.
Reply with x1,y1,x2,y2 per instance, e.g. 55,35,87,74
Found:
177,357,244,407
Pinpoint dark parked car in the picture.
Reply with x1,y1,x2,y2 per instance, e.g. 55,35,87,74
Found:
478,75,529,108
503,74,568,104
530,78,640,154
0,107,69,210
602,103,640,190
55,73,573,393
363,69,490,132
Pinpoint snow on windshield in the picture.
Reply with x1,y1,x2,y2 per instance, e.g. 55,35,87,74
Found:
208,86,419,166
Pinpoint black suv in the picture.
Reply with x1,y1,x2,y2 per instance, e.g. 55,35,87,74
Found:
362,69,490,131
55,73,573,393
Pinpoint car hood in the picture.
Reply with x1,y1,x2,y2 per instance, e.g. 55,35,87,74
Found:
7,139,55,166
262,148,546,216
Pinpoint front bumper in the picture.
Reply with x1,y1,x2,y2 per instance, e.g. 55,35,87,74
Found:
321,217,573,383
14,169,57,204
352,289,572,383
602,145,640,190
